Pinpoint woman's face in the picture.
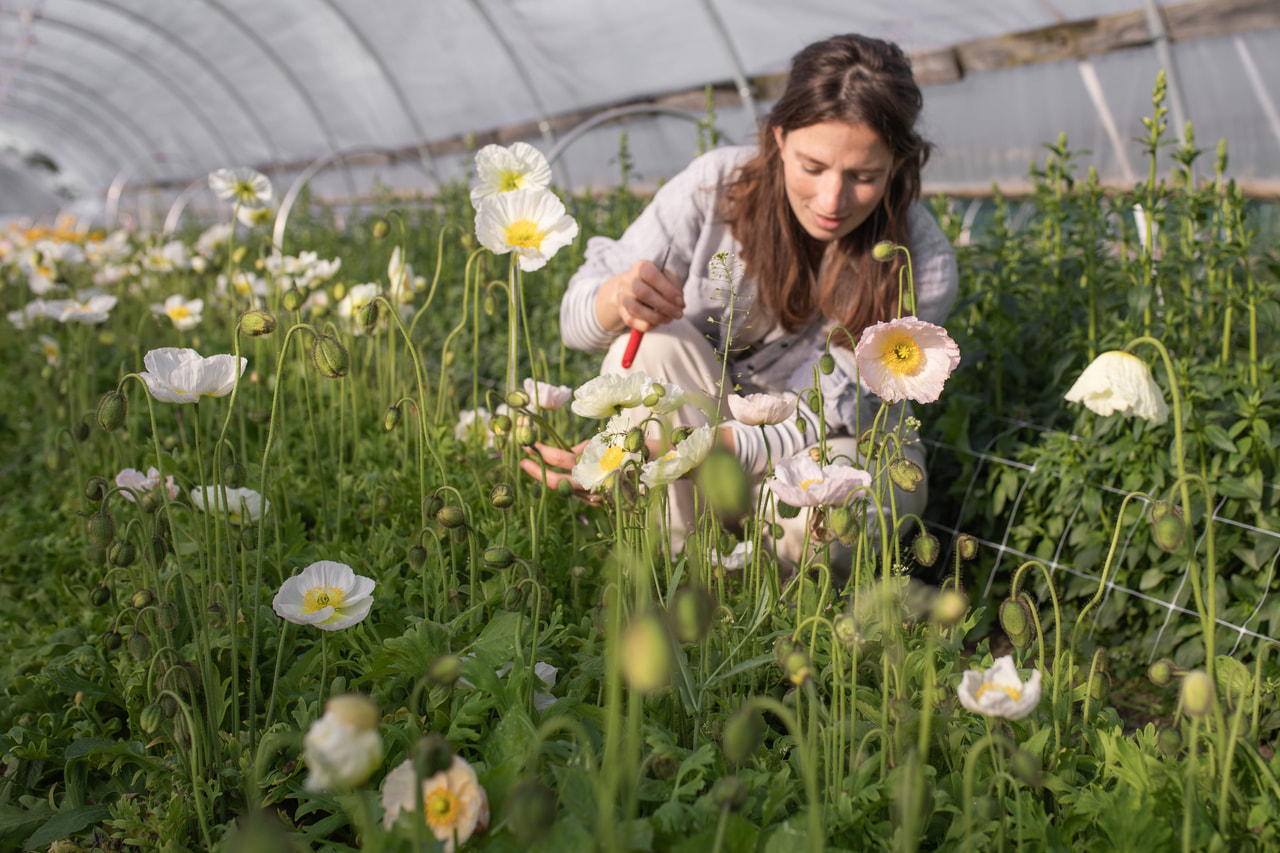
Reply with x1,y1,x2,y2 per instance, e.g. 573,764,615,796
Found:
774,120,894,243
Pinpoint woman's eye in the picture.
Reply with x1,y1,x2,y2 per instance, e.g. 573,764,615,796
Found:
802,165,823,175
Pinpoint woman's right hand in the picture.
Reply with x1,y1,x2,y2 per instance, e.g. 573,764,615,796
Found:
595,259,685,333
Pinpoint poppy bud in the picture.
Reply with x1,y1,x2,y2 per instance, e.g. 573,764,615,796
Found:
426,653,462,688
783,649,813,686
372,219,390,240
795,416,807,435
1148,658,1175,687
955,534,980,561
84,476,110,503
383,405,402,431
872,241,898,261
621,614,672,693
490,414,512,436
415,732,455,777
484,546,514,569
888,457,924,493
96,389,128,431
806,392,822,414
483,294,497,316
999,597,1030,639
109,539,137,568
933,589,970,627
309,334,349,379
671,426,693,444
139,703,164,735
207,603,226,629
156,603,180,632
72,420,91,443
1157,727,1182,756
407,544,428,572
357,301,380,332
1150,501,1185,553
102,630,123,652
89,585,111,607
150,536,168,565
1180,670,1214,718
819,352,835,375
489,483,515,509
711,776,749,812
436,506,466,529
504,780,557,845
624,428,646,454
695,448,751,519
826,505,855,539
238,309,277,337
721,707,765,765
506,390,529,409
128,631,151,661
239,524,259,550
130,588,155,609
513,422,536,446
669,585,715,644
912,531,940,567
556,478,574,497
422,493,444,519
282,286,305,312
46,445,71,472
88,511,116,549
223,461,247,489
833,613,859,647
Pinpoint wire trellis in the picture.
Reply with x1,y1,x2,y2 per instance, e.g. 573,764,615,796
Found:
922,421,1280,663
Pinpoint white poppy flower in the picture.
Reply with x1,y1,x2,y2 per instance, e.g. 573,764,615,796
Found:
719,540,754,570
45,294,117,324
957,655,1042,720
1064,350,1168,425
381,754,490,849
523,377,572,411
766,454,871,508
139,347,246,403
150,294,204,331
208,167,273,208
335,283,382,334
191,485,269,525
9,300,48,329
35,334,60,365
641,425,714,488
570,373,646,419
727,392,797,426
115,467,179,502
272,560,375,631
236,205,275,229
195,223,233,257
855,316,961,404
455,407,494,446
470,141,552,207
303,694,383,791
572,431,641,493
474,188,578,272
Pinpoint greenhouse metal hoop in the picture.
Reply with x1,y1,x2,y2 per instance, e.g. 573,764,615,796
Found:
546,104,734,168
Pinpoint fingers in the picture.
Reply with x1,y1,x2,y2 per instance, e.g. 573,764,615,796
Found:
617,260,684,332
518,445,603,506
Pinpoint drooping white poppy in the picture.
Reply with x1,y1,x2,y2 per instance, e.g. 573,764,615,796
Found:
1064,350,1168,425
190,485,269,525
727,392,797,426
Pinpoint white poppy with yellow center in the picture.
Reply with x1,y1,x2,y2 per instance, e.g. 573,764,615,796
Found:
766,453,871,508
641,425,714,488
44,294,117,325
1064,350,1168,424
474,187,579,272
273,560,375,631
854,316,961,404
208,167,273,208
381,754,490,851
572,431,641,493
35,334,60,365
139,347,246,403
726,392,797,426
236,204,276,228
957,655,1042,720
469,141,552,207
150,294,204,331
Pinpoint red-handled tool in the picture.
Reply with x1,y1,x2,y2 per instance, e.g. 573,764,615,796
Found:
620,245,672,369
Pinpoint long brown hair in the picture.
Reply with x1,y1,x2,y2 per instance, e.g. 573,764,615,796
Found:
721,34,931,347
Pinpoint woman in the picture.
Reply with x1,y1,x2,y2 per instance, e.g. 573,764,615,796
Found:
524,34,958,565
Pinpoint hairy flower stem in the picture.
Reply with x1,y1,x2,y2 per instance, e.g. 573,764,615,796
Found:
1009,560,1064,756
960,733,1014,853
375,296,446,490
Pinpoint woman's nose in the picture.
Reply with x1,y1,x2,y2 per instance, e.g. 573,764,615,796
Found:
817,174,848,213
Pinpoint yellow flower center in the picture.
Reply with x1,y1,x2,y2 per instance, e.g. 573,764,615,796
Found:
662,450,678,461
424,786,461,829
498,170,524,192
42,343,59,359
503,219,546,250
167,305,191,321
880,333,922,375
799,477,823,491
975,683,1021,702
303,585,344,613
600,445,628,472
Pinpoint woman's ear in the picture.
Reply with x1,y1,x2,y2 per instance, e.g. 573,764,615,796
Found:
772,125,785,151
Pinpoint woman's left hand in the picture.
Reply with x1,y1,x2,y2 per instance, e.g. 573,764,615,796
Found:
519,440,603,506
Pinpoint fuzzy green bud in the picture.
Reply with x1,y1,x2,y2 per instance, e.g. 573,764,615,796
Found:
372,219,390,240
1150,501,1185,553
711,776,749,812
109,539,137,568
642,393,660,408
72,420,91,443
783,649,813,686
955,534,980,561
490,414,512,436
96,389,128,431
422,493,444,520
1157,727,1182,756
620,613,672,694
238,309,277,337
671,426,693,444
88,510,116,549
932,589,969,628
624,428,646,454
912,531,940,567
223,461,248,490
826,505,855,539
557,478,574,497
89,585,111,607
1088,671,1111,704
309,334,349,379
888,457,924,492
383,405,402,431
999,597,1030,639
795,416,807,435
150,536,167,566
504,780,557,845
482,294,497,316
425,654,462,688
102,630,122,652
483,546,514,569
84,476,110,503
435,506,466,529
513,422,536,446
128,631,151,661
670,585,715,644
489,483,515,509
282,286,305,312
357,300,380,332
721,707,766,765
872,241,898,261
1180,670,1214,718
505,390,529,409
407,544,428,572
1148,658,1175,687
695,448,751,519
156,603,180,632
818,352,835,375
806,391,822,414
130,588,155,609
139,703,164,735
207,603,226,630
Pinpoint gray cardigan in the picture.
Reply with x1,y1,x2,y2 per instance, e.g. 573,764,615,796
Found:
561,145,959,475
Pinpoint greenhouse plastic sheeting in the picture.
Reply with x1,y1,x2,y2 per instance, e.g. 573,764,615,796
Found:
0,0,1276,223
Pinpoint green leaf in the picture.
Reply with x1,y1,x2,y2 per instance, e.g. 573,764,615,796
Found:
1201,424,1237,453
1217,469,1262,501
24,805,110,851
0,806,51,844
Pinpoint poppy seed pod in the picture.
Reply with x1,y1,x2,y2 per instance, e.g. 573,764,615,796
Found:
504,780,557,845
238,309,277,337
1150,501,1186,553
819,352,835,375
88,510,116,549
489,483,515,509
96,389,128,432
309,334,349,379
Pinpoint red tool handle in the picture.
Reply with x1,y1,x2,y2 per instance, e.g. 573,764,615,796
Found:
620,327,644,368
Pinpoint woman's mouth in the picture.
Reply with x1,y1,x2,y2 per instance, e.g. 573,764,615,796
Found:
812,211,846,231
